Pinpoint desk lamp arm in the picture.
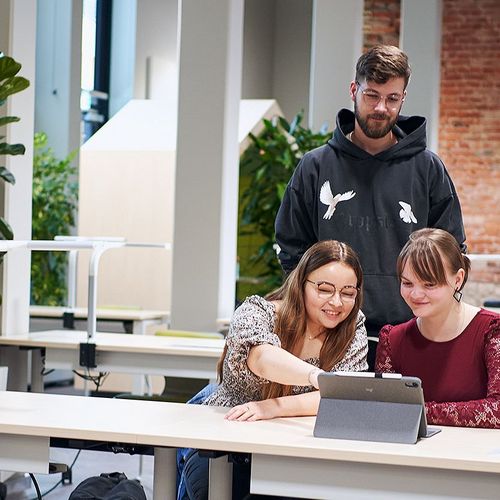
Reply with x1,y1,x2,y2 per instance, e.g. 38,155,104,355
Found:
87,243,125,341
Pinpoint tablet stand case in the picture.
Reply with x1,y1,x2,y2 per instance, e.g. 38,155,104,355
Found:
313,398,424,444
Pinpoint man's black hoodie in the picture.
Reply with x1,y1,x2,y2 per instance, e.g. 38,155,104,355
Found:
275,109,466,331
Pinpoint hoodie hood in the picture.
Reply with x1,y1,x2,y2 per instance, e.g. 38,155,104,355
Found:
328,108,427,161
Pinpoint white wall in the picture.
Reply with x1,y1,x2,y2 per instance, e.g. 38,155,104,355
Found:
122,0,314,122
109,0,137,117
35,0,82,160
241,0,276,99
133,0,178,101
272,0,313,122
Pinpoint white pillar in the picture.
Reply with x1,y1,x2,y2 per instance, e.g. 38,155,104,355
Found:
34,0,82,160
309,0,364,130
272,0,313,123
1,0,36,336
170,0,244,331
400,0,442,152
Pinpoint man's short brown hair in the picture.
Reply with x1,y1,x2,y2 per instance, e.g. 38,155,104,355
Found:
355,45,411,89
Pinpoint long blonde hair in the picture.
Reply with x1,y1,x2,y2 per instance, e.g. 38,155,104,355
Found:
217,240,363,400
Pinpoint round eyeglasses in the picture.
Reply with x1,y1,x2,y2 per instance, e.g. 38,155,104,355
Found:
356,81,405,110
306,280,358,302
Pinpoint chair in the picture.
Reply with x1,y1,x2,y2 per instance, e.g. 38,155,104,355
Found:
483,299,500,308
367,336,379,372
153,330,223,401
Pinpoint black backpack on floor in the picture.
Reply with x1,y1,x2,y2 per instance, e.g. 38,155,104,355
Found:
69,472,147,500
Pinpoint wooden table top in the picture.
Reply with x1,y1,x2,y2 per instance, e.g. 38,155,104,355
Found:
1,391,499,474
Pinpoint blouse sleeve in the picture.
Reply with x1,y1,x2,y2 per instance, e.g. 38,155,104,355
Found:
425,317,500,429
224,296,280,384
374,325,397,373
331,311,369,372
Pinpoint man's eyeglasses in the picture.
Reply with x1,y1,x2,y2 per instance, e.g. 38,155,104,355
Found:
306,280,358,302
356,81,405,110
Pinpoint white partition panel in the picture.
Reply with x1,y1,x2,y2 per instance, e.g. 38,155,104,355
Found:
77,99,281,315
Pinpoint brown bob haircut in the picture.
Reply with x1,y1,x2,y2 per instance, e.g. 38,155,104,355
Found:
397,228,470,292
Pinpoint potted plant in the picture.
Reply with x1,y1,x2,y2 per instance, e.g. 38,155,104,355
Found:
0,53,30,240
31,132,78,305
237,112,331,300
0,54,29,306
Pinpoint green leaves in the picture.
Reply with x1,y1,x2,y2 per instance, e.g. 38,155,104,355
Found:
0,55,22,79
237,111,332,298
31,132,79,305
0,54,30,245
0,116,20,127
0,217,14,240
0,76,30,103
0,166,15,185
0,55,30,102
0,142,25,155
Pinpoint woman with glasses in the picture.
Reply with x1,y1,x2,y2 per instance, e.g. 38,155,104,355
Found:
177,239,367,499
275,45,466,370
376,228,500,428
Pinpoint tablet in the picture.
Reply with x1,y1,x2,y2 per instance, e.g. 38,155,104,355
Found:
313,372,441,444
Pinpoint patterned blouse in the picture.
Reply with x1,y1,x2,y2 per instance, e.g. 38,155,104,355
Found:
375,309,500,428
203,295,368,408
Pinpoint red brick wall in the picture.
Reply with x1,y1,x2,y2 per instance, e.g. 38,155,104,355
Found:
363,0,400,50
363,0,500,256
439,0,500,255
363,0,500,296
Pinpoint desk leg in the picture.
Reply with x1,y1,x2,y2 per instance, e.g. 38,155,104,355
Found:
132,318,168,335
0,434,49,473
31,349,44,393
153,448,176,500
132,320,146,335
208,455,232,500
0,346,28,391
131,375,147,395
132,320,153,395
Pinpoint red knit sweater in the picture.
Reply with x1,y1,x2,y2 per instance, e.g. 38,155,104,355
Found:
375,309,500,428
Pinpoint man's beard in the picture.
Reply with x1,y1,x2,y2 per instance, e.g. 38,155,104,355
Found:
354,101,399,139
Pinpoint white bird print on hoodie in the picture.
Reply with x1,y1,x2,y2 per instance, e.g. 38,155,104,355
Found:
398,201,417,224
319,181,356,220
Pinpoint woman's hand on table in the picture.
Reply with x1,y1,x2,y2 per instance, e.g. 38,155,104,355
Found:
225,399,278,422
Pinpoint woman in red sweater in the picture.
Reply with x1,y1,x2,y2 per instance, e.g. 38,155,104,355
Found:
375,228,500,428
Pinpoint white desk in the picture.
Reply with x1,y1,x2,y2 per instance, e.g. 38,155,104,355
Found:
0,391,499,500
29,306,170,334
0,330,223,393
0,239,170,341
